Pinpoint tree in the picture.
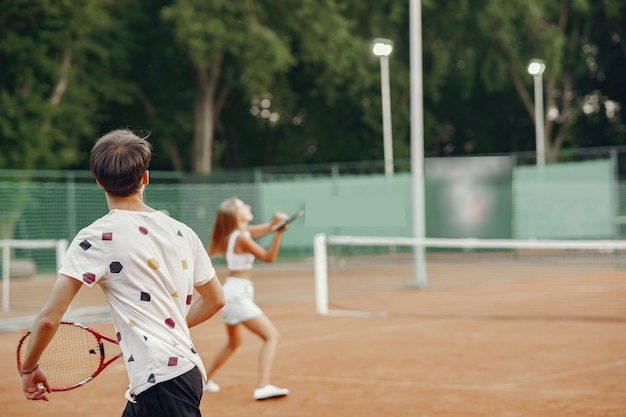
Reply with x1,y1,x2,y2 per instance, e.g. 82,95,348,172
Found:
1,0,624,174
0,0,136,170
161,0,294,173
421,0,626,160
0,0,140,240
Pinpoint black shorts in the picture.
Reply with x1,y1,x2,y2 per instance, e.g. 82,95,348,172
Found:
121,367,203,417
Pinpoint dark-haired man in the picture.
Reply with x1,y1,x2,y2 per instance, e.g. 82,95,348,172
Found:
20,129,224,417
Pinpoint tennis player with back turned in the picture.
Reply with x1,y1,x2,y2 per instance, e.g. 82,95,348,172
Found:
18,129,225,417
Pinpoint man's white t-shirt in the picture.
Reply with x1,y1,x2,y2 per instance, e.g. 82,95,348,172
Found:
59,209,215,401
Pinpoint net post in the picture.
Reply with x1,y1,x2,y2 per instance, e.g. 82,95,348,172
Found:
313,233,329,315
56,239,68,271
408,238,428,289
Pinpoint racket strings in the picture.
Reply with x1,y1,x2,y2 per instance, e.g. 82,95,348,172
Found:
21,324,103,390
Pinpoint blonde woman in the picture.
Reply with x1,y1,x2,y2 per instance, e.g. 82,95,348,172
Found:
203,198,290,400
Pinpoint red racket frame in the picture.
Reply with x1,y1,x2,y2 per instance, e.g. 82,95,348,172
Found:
17,321,122,391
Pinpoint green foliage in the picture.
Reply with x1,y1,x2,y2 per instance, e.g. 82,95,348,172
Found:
0,0,136,169
0,0,624,171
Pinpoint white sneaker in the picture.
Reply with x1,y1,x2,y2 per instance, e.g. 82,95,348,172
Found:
253,384,290,400
203,380,220,393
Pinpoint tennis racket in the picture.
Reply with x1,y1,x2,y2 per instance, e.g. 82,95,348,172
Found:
17,321,122,391
272,209,304,231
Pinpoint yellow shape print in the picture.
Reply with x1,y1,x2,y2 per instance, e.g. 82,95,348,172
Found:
148,258,160,270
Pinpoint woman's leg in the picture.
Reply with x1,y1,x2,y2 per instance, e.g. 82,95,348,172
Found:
205,324,242,380
243,313,280,388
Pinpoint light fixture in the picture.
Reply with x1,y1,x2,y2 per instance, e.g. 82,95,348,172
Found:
527,59,546,76
372,38,394,57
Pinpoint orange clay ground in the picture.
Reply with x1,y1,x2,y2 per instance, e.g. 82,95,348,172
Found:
0,262,624,417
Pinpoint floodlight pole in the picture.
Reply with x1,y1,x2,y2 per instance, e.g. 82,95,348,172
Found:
528,59,546,166
380,54,394,176
372,38,395,176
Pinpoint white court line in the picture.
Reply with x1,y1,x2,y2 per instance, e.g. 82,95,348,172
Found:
326,309,388,318
490,359,626,390
210,319,626,397
32,304,618,396
0,306,112,332
281,358,625,392
222,364,626,397
195,320,427,356
247,321,429,352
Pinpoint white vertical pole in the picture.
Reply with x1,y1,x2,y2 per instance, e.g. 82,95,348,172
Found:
2,240,10,312
56,239,68,270
533,73,546,166
409,0,428,287
313,233,329,315
380,55,394,176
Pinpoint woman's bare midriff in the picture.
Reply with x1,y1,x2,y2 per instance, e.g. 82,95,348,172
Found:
229,270,252,279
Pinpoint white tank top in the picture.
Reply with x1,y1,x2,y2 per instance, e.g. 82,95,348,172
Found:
225,230,255,271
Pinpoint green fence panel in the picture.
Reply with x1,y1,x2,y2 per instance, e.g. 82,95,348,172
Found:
513,159,614,239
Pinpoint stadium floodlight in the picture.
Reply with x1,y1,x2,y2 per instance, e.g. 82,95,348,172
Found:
372,38,394,176
528,59,546,166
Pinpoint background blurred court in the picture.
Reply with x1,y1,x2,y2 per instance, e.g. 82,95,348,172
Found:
0,261,624,417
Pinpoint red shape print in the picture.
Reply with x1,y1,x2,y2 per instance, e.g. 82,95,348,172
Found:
102,232,113,241
139,226,148,235
165,318,175,329
186,294,192,305
83,272,96,284
168,357,178,366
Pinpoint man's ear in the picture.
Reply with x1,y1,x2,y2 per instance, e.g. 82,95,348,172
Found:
142,170,150,185
95,179,104,189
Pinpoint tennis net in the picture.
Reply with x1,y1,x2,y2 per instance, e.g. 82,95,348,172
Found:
313,234,626,321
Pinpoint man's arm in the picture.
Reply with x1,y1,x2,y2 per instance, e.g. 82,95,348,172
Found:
186,276,225,328
21,274,83,401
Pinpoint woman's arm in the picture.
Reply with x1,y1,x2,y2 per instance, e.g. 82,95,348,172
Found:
237,228,285,263
248,212,288,239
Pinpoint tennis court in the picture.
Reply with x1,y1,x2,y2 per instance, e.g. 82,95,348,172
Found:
0,261,625,417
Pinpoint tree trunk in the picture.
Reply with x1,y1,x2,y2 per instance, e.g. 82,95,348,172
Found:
226,96,241,168
41,34,72,136
192,66,216,174
191,49,226,174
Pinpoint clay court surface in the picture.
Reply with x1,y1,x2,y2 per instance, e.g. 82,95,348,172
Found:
0,261,625,417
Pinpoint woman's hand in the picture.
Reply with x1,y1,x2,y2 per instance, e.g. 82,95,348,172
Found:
271,211,290,231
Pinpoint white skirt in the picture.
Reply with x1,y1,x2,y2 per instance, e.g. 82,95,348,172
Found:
220,277,263,325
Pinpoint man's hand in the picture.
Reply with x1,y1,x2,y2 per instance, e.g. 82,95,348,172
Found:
22,367,51,401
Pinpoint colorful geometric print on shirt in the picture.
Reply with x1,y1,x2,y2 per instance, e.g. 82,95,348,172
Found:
59,209,215,399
